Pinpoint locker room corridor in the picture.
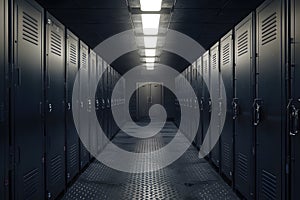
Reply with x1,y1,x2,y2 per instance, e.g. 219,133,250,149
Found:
62,121,238,200
1,0,300,199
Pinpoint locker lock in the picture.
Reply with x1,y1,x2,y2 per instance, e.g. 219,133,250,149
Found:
232,98,239,120
47,19,52,25
67,103,71,111
208,99,212,113
253,99,262,126
290,105,299,136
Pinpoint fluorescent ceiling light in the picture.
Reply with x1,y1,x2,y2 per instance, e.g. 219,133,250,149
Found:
145,57,156,63
145,49,156,57
146,63,155,70
142,14,160,35
140,0,162,11
144,37,157,48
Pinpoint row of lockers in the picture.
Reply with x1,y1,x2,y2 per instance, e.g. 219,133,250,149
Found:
0,0,126,199
175,0,299,199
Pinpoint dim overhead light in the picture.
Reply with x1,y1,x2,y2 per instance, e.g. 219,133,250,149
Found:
142,14,160,35
145,49,156,57
145,57,156,63
144,36,158,48
146,63,155,70
140,0,162,11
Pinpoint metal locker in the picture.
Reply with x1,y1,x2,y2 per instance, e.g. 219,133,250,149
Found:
290,0,300,199
65,30,79,183
210,42,220,168
13,0,45,199
234,13,256,199
196,57,204,149
202,51,211,157
192,63,199,145
89,50,97,158
79,41,90,169
220,30,234,182
107,65,112,139
0,0,8,198
102,61,108,138
45,13,66,199
256,0,286,199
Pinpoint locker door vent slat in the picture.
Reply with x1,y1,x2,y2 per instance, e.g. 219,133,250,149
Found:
70,43,77,65
222,43,230,66
261,170,277,200
81,51,87,69
237,153,248,182
22,11,39,46
261,12,277,46
50,155,63,185
23,168,39,200
222,142,230,167
204,60,208,73
50,30,62,57
237,30,248,57
69,144,78,169
212,54,217,69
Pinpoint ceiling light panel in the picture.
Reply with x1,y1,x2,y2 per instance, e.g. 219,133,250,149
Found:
142,14,160,35
140,0,162,11
145,49,156,57
145,57,156,63
144,36,158,48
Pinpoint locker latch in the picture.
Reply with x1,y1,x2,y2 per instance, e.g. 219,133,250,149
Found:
48,104,52,113
95,99,100,110
289,103,299,136
208,99,212,113
232,98,239,120
67,103,71,111
200,98,204,111
253,99,262,126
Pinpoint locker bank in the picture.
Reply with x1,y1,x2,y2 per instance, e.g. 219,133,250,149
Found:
0,0,299,199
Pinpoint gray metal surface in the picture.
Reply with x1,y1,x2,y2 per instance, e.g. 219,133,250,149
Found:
63,122,239,199
45,13,66,199
13,0,45,199
234,13,256,200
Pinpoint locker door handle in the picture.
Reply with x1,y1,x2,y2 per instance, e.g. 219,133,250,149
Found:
253,99,262,126
67,103,71,111
95,100,100,110
48,104,53,113
290,105,299,136
232,98,239,120
200,98,204,111
208,99,212,113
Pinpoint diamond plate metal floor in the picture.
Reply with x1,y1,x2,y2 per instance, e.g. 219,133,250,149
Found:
62,122,239,200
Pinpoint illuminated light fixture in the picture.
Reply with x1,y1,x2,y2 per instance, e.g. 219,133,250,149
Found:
144,36,157,48
146,63,155,70
142,14,160,35
145,49,156,57
140,0,162,11
145,57,156,63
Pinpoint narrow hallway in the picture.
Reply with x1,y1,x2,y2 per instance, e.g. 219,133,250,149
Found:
63,122,238,200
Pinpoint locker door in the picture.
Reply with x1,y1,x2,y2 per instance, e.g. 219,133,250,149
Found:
45,13,66,199
234,13,256,199
291,0,300,199
103,61,108,138
0,0,8,198
79,42,90,169
256,0,286,199
210,43,220,168
107,66,112,138
196,57,204,148
96,55,103,153
65,30,79,183
89,51,97,157
13,0,45,199
202,52,211,157
220,31,234,181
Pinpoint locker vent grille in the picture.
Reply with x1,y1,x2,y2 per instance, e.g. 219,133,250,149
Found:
237,153,248,182
222,142,230,168
50,31,62,57
81,51,88,69
237,30,248,57
50,155,63,185
261,12,277,46
23,168,39,200
69,144,78,169
22,12,39,46
70,43,78,65
212,54,217,69
261,170,277,200
222,43,230,66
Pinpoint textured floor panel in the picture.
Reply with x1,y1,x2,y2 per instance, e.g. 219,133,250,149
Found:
62,122,239,200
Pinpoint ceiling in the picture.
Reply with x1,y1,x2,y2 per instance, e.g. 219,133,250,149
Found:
36,0,265,74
